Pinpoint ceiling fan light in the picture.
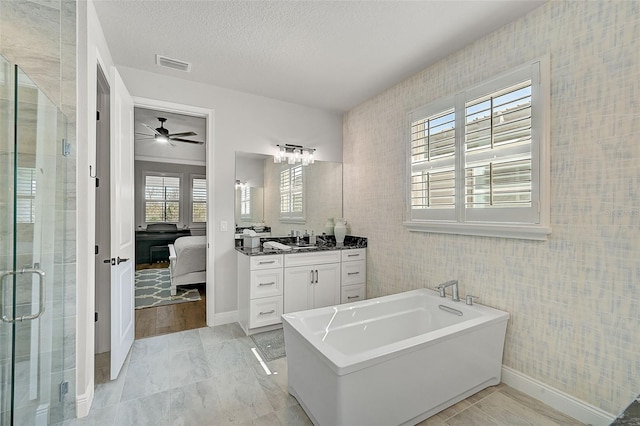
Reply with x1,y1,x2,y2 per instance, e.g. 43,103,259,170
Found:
155,135,169,143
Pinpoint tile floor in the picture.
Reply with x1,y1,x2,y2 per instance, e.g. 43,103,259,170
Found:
62,323,583,425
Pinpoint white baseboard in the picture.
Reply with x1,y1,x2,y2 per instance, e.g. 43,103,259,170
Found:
501,366,616,426
75,381,94,418
211,310,238,326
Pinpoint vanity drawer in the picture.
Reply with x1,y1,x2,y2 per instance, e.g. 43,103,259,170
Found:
284,250,341,267
250,254,284,270
341,260,366,285
250,268,283,299
341,284,365,304
249,296,283,328
341,249,366,262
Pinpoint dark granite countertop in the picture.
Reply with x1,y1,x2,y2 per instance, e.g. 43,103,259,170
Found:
235,235,367,256
612,396,640,425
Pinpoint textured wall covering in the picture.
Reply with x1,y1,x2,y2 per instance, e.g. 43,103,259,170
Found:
343,0,639,416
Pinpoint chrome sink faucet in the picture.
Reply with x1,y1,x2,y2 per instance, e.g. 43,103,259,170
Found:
436,280,460,302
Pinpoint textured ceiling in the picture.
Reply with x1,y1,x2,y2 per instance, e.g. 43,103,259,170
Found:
94,0,545,112
134,107,206,163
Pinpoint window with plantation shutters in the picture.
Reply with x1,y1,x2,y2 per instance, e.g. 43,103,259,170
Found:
240,185,251,219
16,167,37,223
280,164,304,222
405,58,551,240
464,80,535,223
410,103,457,221
191,177,207,223
145,174,180,223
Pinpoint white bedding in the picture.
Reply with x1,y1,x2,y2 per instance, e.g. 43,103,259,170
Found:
168,236,206,295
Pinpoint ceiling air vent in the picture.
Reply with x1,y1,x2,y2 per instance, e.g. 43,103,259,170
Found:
155,55,191,72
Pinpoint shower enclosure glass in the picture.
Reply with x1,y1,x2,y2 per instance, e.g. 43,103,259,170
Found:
0,55,70,425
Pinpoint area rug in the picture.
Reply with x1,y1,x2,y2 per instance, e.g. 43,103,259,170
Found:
250,328,286,361
134,268,201,309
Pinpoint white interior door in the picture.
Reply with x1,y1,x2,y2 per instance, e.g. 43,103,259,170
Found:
109,68,135,380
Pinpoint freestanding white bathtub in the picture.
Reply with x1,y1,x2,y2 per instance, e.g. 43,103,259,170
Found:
282,288,509,426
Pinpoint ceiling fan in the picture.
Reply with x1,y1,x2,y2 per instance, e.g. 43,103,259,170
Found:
135,117,203,145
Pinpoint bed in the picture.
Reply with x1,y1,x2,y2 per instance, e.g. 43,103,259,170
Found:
168,236,207,296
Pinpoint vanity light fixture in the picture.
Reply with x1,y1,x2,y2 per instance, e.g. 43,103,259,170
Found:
273,144,316,166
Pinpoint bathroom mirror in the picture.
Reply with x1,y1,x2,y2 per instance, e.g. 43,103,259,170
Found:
235,152,343,236
235,152,267,228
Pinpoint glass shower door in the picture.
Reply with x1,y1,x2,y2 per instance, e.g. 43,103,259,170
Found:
0,57,70,425
1,53,14,426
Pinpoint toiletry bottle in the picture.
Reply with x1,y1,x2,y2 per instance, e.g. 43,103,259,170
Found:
309,231,316,245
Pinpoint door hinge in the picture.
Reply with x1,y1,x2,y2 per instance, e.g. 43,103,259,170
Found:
96,110,100,121
59,380,69,402
95,177,100,188
61,138,71,157
95,245,99,255
95,312,98,322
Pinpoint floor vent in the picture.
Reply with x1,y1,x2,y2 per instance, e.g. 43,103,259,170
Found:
155,55,191,72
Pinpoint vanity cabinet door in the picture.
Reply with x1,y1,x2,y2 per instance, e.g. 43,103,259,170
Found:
313,262,341,309
284,266,314,314
284,262,341,313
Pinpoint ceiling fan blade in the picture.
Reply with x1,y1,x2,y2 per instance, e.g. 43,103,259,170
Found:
170,137,204,144
142,123,162,136
168,131,197,137
135,132,154,136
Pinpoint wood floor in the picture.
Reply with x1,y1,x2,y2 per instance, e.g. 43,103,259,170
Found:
134,262,207,339
134,284,206,339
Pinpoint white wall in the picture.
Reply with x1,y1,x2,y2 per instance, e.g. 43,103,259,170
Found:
76,4,341,415
76,0,128,416
118,66,343,315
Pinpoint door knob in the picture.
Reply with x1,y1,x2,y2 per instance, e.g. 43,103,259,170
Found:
117,257,129,265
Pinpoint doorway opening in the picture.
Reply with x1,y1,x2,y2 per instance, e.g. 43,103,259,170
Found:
132,104,210,339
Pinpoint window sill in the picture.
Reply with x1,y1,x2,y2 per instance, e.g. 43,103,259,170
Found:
403,221,551,241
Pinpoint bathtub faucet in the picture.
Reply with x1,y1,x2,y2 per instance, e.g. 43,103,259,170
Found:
436,280,460,302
